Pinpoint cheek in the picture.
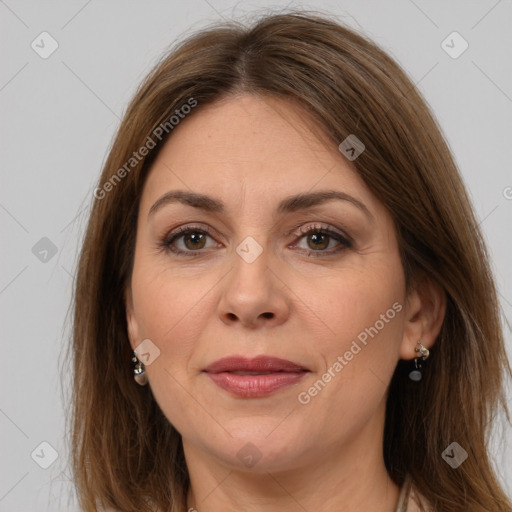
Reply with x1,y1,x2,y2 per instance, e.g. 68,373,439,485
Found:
129,266,219,435
303,268,403,395
310,265,404,353
130,262,217,364
295,263,404,423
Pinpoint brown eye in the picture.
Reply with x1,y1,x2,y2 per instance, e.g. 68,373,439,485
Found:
183,232,207,250
306,232,330,250
293,224,352,257
161,226,220,256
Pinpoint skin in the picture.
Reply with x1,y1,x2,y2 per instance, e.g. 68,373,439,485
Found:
125,93,445,511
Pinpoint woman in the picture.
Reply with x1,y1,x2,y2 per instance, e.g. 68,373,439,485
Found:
70,11,511,512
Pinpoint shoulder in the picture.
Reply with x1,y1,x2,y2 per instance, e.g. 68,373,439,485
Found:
397,476,433,512
408,488,432,512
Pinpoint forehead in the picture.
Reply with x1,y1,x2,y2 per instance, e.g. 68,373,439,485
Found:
140,94,377,214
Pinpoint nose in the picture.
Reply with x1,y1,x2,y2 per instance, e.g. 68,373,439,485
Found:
217,244,291,329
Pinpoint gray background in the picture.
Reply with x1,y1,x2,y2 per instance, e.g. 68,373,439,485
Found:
1,0,511,510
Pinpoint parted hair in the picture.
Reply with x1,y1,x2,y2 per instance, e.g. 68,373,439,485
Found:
69,11,511,511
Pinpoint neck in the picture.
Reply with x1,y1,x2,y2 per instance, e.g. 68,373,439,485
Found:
184,406,399,511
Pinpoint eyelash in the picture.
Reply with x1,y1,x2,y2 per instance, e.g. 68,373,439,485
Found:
159,223,352,258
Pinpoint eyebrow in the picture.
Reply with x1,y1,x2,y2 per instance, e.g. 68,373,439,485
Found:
148,189,374,221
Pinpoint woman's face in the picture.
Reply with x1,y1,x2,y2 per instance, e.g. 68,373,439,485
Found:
126,93,413,473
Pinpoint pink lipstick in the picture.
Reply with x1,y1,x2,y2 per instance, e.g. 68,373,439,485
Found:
203,356,309,398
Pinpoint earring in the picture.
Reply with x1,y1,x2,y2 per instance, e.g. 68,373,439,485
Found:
131,351,148,386
408,341,430,382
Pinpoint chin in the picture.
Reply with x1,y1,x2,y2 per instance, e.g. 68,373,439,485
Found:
209,423,311,472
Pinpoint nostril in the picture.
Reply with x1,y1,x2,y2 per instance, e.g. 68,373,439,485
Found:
261,312,274,319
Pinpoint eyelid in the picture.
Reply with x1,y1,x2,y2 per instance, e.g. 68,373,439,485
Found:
289,222,352,243
162,223,218,242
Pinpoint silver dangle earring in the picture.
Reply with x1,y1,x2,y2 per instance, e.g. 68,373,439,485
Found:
132,351,148,386
408,341,430,382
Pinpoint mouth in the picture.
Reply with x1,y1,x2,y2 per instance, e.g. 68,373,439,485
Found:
203,356,309,398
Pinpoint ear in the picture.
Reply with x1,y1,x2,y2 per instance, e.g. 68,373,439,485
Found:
125,285,140,352
399,275,446,360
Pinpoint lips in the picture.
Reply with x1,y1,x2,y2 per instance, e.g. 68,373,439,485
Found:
203,356,309,398
204,356,308,374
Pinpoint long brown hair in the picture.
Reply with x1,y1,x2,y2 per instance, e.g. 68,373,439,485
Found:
69,11,511,511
